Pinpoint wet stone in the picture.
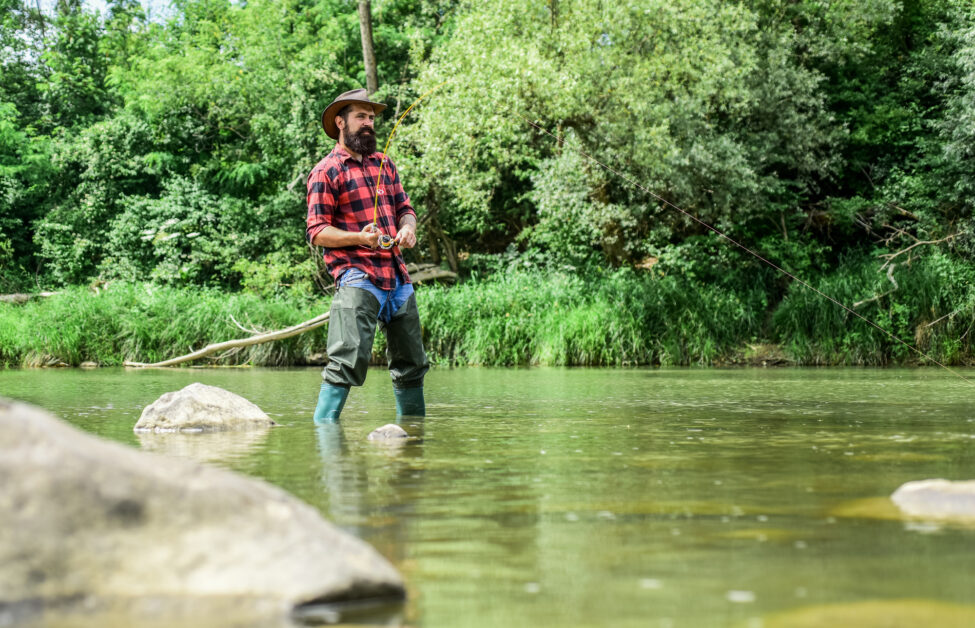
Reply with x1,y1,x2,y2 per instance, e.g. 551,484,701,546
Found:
0,397,405,623
891,478,975,521
368,424,409,441
134,383,276,432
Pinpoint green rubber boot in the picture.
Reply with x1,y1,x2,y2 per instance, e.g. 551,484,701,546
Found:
393,386,425,418
314,383,349,425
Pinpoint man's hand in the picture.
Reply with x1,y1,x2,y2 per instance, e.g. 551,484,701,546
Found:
395,222,417,249
360,223,381,249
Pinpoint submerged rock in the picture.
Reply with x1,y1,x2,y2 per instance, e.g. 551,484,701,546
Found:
136,429,270,464
134,382,276,432
367,424,409,441
891,479,975,521
0,397,404,622
762,598,975,628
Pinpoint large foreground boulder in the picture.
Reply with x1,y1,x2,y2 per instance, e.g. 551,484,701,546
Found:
891,479,975,521
134,382,276,432
0,397,404,624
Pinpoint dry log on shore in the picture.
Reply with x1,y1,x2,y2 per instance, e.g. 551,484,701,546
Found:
124,312,330,368
407,262,458,284
0,292,58,304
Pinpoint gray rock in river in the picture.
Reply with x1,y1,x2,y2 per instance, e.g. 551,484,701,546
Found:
134,382,276,432
891,479,975,520
368,424,409,441
0,397,405,622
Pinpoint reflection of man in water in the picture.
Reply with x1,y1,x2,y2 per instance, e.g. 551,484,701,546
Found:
314,416,425,606
306,88,429,424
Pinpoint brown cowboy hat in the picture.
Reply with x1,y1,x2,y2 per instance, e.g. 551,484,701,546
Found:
320,88,387,140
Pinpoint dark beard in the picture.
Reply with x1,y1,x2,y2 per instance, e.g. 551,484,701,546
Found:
345,126,376,155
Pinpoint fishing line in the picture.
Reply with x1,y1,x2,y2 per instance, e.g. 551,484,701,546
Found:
508,110,975,387
367,80,971,385
369,81,449,249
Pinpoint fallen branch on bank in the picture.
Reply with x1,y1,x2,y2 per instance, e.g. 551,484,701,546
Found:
124,311,330,368
0,292,58,304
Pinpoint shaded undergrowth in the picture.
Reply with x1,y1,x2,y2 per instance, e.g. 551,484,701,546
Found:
773,253,975,366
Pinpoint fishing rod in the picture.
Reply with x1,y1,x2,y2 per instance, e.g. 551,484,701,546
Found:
367,81,449,250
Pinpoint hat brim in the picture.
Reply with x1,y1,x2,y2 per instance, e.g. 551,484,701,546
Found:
321,99,387,140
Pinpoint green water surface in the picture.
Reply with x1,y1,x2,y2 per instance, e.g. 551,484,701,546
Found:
3,366,975,627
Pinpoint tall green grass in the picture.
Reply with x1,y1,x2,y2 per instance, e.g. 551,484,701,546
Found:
4,259,973,368
0,284,329,367
418,270,765,366
773,252,975,365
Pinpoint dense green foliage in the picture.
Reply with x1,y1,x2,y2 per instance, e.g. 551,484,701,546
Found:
0,272,780,367
774,252,975,365
2,0,974,365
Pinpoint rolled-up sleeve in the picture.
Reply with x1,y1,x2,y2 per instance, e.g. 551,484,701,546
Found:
306,169,336,243
388,163,416,224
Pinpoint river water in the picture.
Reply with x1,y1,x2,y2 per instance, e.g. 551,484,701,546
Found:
3,366,975,627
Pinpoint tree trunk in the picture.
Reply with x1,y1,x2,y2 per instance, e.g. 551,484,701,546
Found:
358,0,378,95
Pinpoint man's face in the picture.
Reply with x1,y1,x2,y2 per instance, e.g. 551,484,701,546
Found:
337,104,377,155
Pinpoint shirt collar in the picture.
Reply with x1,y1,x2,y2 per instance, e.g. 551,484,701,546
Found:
331,143,381,164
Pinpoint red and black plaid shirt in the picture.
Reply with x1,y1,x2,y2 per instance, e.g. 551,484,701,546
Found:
306,144,416,290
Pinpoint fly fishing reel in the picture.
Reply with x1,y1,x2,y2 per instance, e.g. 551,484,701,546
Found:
364,223,395,250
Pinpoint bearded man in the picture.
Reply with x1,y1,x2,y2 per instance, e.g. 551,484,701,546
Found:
305,88,429,423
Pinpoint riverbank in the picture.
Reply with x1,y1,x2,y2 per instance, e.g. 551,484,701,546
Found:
3,263,973,368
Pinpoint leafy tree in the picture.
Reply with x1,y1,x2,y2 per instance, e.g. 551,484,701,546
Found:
6,0,975,313
38,0,112,130
0,102,53,289
401,0,846,276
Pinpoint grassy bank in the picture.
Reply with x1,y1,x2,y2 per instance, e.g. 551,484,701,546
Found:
421,270,765,366
3,258,974,368
0,284,327,367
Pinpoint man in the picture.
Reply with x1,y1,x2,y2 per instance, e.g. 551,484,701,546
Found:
306,88,429,424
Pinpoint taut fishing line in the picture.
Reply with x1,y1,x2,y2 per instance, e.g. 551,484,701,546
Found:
509,109,974,386
372,81,972,385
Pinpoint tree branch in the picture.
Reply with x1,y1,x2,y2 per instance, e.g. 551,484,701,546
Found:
124,311,331,368
880,233,957,270
0,291,57,304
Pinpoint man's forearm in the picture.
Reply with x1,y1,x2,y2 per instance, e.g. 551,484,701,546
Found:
312,225,367,248
398,214,417,230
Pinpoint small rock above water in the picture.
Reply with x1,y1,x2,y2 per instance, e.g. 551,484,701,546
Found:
891,479,975,520
134,382,276,432
0,397,404,623
368,424,409,441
